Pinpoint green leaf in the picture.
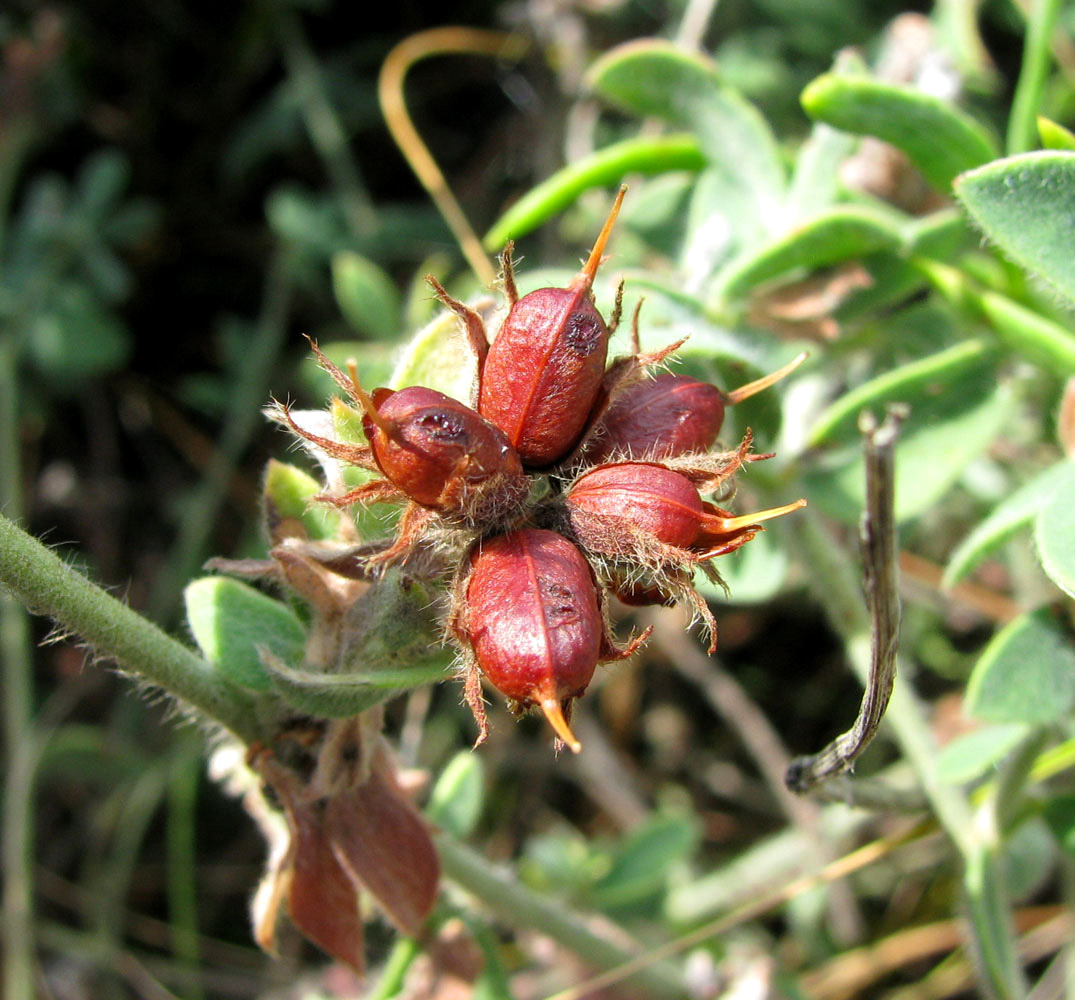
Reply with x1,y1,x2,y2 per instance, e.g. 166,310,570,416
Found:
1042,795,1075,858
1037,116,1075,151
262,459,341,541
482,134,706,249
785,122,858,220
936,724,1030,784
427,752,485,838
1035,459,1075,598
390,305,483,405
588,41,784,235
944,459,1074,587
711,205,904,304
809,339,997,447
955,151,1075,307
801,74,998,192
184,577,306,692
965,609,1075,724
331,251,402,341
591,812,699,911
25,283,131,385
804,347,1011,524
263,656,451,717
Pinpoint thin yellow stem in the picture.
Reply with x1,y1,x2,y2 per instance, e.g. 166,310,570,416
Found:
378,28,528,287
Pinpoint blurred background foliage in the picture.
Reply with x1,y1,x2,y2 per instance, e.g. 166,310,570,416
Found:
3,0,1075,997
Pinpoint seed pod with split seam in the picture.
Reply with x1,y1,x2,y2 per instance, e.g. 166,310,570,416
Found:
358,385,528,524
478,187,626,467
458,528,607,752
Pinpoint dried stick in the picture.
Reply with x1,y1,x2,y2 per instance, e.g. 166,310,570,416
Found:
786,406,906,793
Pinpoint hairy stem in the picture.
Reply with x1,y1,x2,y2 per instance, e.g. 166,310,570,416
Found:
0,513,264,745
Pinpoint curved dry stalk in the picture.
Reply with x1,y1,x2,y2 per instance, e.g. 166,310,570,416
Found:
378,28,529,286
786,407,906,792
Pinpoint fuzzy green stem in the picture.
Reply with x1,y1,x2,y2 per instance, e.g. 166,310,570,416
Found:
147,249,294,623
435,834,688,999
1008,0,1063,154
0,513,264,745
1,334,36,1000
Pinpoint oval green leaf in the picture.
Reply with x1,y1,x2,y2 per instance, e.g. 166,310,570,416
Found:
331,251,402,341
965,609,1075,724
936,723,1030,784
711,205,904,304
184,577,306,692
944,459,1074,587
588,40,784,231
1035,459,1075,598
802,74,998,192
427,752,486,838
955,151,1075,308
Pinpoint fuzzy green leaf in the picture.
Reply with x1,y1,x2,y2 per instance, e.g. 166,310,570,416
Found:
936,724,1030,785
802,74,998,191
955,151,1075,307
389,305,483,404
331,251,402,341
711,205,904,304
591,812,699,910
944,459,1074,587
1035,459,1075,598
261,656,451,717
184,577,306,692
804,355,1011,524
427,752,486,838
965,609,1075,724
809,339,997,447
588,41,784,234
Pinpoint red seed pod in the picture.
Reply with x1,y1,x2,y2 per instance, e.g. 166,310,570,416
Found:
361,385,525,517
586,353,809,464
566,462,806,556
586,373,725,464
461,528,604,751
478,188,626,467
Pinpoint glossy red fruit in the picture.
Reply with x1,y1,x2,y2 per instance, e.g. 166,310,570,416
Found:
566,462,806,556
586,373,725,463
461,528,603,751
478,188,625,467
362,386,525,517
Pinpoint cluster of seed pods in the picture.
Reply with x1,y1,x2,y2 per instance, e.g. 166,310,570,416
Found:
284,186,806,752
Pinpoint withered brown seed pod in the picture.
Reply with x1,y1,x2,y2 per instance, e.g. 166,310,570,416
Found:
478,188,625,467
461,528,604,751
362,385,525,518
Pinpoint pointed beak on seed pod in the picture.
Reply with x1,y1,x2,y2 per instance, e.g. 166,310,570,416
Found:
565,462,807,558
478,187,627,467
459,528,610,752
